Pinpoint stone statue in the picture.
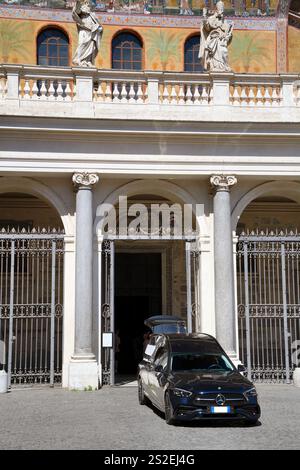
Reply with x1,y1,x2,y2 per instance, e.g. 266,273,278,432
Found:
72,0,103,67
198,1,233,72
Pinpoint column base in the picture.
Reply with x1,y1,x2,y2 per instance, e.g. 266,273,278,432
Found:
293,368,300,387
68,357,99,390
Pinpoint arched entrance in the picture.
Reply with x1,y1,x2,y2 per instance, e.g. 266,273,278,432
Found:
0,191,65,388
96,180,201,386
114,242,163,376
234,187,300,383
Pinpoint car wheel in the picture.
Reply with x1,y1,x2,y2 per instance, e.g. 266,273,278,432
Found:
165,391,175,425
138,378,147,405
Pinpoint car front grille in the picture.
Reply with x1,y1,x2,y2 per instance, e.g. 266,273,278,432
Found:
193,392,245,405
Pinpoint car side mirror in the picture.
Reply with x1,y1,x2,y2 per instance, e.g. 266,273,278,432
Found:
237,364,246,373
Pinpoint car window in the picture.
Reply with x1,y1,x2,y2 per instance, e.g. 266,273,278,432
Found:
153,323,187,334
171,353,234,372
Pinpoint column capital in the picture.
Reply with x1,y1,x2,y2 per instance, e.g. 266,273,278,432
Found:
72,172,99,189
210,174,237,192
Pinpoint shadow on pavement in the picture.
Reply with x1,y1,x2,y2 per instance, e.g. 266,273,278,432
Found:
146,401,262,428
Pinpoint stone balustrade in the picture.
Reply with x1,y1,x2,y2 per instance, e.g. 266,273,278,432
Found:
1,65,300,122
230,80,282,107
94,71,148,103
19,77,75,101
159,78,212,105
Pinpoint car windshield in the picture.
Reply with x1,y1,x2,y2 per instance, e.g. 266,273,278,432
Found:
152,323,187,334
171,352,234,372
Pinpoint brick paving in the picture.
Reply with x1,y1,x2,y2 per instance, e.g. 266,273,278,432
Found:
0,384,299,450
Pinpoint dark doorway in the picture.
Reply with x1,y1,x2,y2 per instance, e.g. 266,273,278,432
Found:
115,252,162,375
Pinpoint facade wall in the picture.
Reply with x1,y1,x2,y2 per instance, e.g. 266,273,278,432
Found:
2,174,300,387
1,3,300,387
288,25,300,72
0,7,279,73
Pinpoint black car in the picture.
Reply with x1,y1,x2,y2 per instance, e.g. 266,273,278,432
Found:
138,332,261,425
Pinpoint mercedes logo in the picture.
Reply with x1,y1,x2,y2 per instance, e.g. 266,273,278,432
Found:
215,394,226,405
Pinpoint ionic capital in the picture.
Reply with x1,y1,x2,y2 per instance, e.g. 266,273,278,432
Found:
210,174,237,192
72,172,99,189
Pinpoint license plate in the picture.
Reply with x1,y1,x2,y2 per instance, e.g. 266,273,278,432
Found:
211,406,231,414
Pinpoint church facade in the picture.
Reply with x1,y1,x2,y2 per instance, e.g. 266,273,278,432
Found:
0,1,300,389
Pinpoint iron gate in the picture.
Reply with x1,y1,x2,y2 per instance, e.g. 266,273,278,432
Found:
101,239,115,386
237,231,300,383
186,240,200,334
0,229,64,387
101,237,199,386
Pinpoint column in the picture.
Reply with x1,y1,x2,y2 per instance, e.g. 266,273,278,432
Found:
62,235,75,388
198,234,214,335
68,171,99,390
210,175,238,361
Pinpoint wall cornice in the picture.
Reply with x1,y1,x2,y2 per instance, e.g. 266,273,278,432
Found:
2,115,300,139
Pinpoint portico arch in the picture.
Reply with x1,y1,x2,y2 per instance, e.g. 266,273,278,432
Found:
0,176,74,235
0,176,74,388
231,181,300,231
233,180,300,383
94,179,206,236
94,179,207,385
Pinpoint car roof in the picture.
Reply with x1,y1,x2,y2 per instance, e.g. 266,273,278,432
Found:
166,333,213,340
145,315,185,326
161,333,224,354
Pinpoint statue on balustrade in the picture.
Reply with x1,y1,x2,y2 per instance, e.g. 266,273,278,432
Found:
72,0,103,67
199,1,233,72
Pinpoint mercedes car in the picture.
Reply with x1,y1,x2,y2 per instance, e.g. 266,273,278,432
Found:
138,330,261,425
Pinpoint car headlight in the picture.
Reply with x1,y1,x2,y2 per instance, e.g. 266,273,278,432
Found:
171,388,193,398
244,387,258,399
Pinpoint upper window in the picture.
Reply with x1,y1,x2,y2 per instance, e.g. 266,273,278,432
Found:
37,28,69,67
184,35,203,73
112,32,143,70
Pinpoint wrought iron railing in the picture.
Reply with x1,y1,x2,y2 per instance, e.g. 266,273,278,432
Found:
237,230,300,383
0,228,65,387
